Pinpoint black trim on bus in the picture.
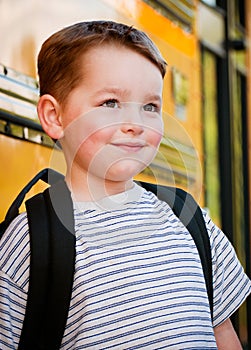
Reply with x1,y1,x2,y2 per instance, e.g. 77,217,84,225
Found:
0,109,42,132
0,109,55,148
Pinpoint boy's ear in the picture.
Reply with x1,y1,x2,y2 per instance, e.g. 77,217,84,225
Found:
37,94,64,139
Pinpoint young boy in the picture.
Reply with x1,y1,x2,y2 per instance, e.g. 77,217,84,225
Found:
1,20,251,349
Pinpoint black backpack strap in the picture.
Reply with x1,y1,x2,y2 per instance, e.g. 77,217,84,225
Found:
0,168,63,238
43,181,76,349
18,192,50,350
139,181,213,320
18,180,76,350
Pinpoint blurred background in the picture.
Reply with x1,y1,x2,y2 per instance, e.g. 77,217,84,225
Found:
0,0,250,347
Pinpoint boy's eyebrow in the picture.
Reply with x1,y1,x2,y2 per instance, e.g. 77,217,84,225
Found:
93,87,162,102
93,87,132,98
144,93,162,103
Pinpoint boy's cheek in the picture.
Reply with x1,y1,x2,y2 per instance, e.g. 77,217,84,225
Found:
148,126,163,147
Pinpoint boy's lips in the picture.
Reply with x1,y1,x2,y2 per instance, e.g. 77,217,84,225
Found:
111,140,146,153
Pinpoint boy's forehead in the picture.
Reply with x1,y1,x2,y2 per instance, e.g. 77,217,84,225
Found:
81,43,157,69
74,44,163,98
81,44,163,76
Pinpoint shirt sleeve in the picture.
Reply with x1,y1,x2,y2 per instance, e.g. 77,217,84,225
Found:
202,210,251,327
0,213,29,348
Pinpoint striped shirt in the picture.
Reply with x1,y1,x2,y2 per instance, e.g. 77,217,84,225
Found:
0,183,251,349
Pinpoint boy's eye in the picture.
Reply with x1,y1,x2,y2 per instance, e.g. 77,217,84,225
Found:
102,99,119,108
143,103,159,113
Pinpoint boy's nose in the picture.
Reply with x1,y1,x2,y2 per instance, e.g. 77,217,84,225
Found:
120,103,144,135
121,121,144,135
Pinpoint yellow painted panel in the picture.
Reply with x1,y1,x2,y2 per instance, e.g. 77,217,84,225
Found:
0,135,66,219
102,0,197,57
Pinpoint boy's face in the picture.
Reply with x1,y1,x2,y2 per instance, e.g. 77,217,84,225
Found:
60,44,164,184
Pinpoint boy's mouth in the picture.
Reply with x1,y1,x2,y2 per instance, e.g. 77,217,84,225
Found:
111,140,146,153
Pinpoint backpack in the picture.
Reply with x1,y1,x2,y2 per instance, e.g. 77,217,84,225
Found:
0,168,213,350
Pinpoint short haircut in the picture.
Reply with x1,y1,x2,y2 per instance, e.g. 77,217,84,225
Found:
37,20,167,106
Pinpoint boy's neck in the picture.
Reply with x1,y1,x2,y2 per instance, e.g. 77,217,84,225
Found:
65,172,134,202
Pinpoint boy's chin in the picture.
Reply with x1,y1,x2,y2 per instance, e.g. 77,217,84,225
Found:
104,162,147,183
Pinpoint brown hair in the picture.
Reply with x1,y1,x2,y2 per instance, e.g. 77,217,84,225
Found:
37,20,167,106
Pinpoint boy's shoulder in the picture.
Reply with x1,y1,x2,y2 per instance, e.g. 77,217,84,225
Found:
1,211,28,244
0,212,30,291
